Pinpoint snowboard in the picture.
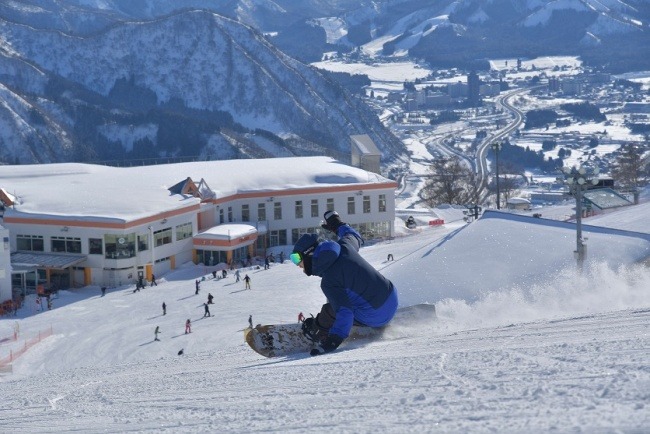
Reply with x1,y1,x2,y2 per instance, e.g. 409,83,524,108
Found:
244,303,436,358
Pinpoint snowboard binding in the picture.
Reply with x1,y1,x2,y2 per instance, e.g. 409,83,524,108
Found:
301,315,325,343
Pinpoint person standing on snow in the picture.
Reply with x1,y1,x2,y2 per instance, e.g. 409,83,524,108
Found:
244,274,251,290
203,302,211,317
154,326,161,341
162,302,166,316
291,210,398,356
185,319,192,334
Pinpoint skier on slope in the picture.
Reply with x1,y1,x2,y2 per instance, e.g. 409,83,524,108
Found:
291,210,398,356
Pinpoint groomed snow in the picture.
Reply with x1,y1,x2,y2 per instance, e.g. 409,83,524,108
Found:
1,205,649,433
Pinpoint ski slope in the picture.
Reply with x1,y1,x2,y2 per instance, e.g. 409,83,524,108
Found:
1,203,649,432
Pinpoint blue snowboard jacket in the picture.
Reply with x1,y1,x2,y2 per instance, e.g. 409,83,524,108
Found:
311,225,398,339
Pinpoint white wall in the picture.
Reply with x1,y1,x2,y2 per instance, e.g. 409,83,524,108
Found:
0,226,11,303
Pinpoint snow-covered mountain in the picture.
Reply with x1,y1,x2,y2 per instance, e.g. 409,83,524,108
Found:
1,0,648,165
259,0,649,71
0,5,404,164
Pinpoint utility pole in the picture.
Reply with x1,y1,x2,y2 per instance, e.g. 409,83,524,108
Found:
491,142,502,209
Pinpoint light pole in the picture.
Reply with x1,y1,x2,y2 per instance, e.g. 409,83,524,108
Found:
557,165,599,271
491,142,502,209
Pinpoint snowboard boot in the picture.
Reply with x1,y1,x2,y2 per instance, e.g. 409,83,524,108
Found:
301,315,329,343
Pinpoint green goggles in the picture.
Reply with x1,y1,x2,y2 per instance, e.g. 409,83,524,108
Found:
290,252,302,265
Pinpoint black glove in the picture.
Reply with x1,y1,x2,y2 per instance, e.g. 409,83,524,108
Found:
321,210,345,233
309,334,343,356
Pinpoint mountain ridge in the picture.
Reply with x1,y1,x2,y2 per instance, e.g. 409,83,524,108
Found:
0,7,404,165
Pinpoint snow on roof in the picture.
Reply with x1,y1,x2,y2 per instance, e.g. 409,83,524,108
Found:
197,224,257,239
507,197,531,204
0,157,392,222
350,134,381,155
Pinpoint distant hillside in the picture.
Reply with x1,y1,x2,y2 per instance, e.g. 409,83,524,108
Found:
0,5,404,165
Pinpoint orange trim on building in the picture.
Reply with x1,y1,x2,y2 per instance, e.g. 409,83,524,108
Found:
3,203,200,229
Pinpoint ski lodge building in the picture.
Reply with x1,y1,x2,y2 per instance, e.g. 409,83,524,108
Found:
0,157,397,302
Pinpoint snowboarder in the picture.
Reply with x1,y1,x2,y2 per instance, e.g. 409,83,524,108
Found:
150,274,157,287
162,302,167,316
248,314,253,328
195,279,200,295
298,312,305,323
203,303,211,317
291,210,398,356
244,274,251,290
185,319,191,334
154,326,161,341
264,256,270,270
235,269,241,282
207,293,214,304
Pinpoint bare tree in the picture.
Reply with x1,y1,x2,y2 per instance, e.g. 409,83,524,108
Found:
611,144,649,190
420,156,479,207
493,162,523,207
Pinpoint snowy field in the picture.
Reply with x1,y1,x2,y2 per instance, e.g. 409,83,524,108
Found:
1,201,649,432
1,55,646,432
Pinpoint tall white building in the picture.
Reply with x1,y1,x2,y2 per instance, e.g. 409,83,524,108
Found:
0,157,397,298
0,225,11,305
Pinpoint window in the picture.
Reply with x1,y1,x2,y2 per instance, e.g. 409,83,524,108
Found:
347,196,355,215
363,195,371,213
51,237,81,253
258,203,266,221
104,233,136,259
292,227,318,245
295,200,303,219
16,235,44,251
219,208,225,224
228,206,233,222
176,222,193,241
137,234,149,252
311,199,319,218
242,204,250,222
269,229,287,247
273,202,282,220
326,198,334,212
153,227,172,247
378,194,387,212
89,238,103,255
